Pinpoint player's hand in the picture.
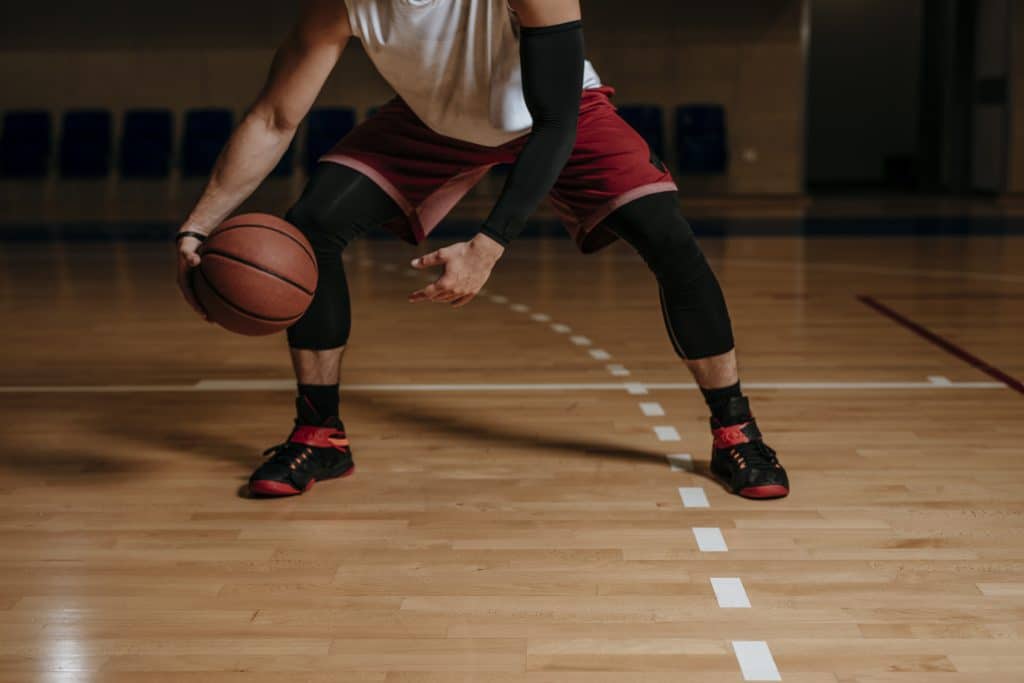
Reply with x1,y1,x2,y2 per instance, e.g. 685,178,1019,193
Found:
176,229,210,321
409,233,505,307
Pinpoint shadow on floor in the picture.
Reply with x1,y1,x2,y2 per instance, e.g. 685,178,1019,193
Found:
0,388,719,496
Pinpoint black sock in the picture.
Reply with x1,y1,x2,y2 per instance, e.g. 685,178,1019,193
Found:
297,383,340,422
701,381,747,425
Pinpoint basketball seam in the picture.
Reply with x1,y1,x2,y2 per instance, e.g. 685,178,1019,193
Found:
196,268,304,323
202,249,316,296
208,223,317,269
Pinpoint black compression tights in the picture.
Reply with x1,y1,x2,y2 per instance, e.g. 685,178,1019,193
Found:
287,169,734,360
286,164,402,350
603,192,734,360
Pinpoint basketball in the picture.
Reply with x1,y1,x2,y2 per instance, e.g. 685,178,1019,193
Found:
192,213,317,336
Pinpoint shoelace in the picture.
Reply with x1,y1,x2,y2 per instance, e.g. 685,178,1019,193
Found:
734,439,779,469
262,441,315,471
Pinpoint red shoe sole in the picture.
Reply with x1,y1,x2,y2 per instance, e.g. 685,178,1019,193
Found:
738,484,789,499
249,465,354,498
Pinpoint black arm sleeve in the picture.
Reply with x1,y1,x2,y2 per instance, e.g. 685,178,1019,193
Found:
479,20,585,247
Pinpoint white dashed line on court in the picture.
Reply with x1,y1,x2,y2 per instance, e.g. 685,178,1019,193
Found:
732,641,781,681
666,453,693,471
639,401,664,416
711,578,751,608
624,382,648,395
551,323,572,333
653,426,680,441
570,335,592,346
692,527,728,552
530,313,551,322
928,375,953,386
606,364,630,376
678,487,709,508
510,304,530,313
588,349,611,360
490,295,509,304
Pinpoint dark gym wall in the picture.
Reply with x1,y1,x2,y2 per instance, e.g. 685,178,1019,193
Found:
972,0,1012,193
1010,2,1024,195
0,0,807,196
805,0,924,190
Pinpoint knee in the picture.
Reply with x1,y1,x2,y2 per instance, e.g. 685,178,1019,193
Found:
640,216,708,287
286,192,338,259
607,193,709,284
287,164,371,258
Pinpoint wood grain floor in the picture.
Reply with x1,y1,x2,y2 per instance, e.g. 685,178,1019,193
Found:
1,233,1023,682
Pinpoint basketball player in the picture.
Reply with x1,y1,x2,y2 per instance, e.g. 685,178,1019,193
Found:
175,0,789,499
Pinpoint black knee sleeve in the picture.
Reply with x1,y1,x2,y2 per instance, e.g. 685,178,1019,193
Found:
604,192,734,359
285,164,402,350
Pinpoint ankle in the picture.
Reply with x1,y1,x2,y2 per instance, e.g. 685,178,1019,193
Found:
297,383,340,424
701,382,751,426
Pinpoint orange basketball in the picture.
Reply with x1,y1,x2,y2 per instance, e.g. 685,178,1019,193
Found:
192,213,317,336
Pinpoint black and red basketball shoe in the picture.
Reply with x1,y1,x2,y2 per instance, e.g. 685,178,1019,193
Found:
709,397,789,499
248,398,354,497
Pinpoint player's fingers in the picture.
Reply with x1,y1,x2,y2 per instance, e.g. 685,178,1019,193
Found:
427,276,462,302
433,290,460,303
450,293,475,308
409,283,443,302
177,235,203,267
411,249,447,269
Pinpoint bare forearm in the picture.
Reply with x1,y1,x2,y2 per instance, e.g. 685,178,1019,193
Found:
182,1,350,236
174,0,351,320
183,114,296,232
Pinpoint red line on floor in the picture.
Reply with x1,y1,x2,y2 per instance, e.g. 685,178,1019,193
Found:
858,295,1024,395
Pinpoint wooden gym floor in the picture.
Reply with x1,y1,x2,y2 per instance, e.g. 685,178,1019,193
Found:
0,231,1023,681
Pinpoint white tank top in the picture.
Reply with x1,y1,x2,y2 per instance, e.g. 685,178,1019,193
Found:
343,0,602,147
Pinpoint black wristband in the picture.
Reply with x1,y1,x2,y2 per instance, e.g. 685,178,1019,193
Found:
175,230,208,243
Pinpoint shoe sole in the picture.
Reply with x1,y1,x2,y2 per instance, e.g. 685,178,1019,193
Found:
738,483,789,499
249,465,355,498
709,464,789,500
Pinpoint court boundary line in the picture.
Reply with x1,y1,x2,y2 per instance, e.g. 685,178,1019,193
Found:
0,378,1005,394
858,295,1024,395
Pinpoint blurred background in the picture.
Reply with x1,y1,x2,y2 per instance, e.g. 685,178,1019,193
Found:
0,0,1020,237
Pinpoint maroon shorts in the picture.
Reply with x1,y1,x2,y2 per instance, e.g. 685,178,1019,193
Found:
321,86,677,253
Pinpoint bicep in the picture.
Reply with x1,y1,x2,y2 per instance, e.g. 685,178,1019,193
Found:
509,0,580,27
253,0,352,132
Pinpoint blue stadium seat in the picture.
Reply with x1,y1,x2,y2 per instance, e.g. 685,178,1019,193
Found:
617,105,665,160
0,110,52,178
675,104,727,174
59,110,113,178
120,109,173,178
181,109,233,177
305,108,356,173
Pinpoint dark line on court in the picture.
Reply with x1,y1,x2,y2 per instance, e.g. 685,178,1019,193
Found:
858,295,1024,395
